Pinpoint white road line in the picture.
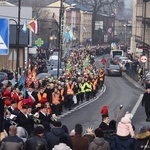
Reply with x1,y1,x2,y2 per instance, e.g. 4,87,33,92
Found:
131,94,143,117
58,85,106,119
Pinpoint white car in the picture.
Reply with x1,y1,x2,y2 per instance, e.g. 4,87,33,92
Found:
119,59,132,71
49,55,58,61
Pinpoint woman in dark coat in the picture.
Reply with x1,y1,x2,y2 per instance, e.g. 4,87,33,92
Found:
134,126,150,150
142,89,150,121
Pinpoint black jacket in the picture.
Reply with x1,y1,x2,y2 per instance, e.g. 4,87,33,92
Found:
45,128,72,150
25,135,49,150
39,112,53,125
142,92,150,108
0,135,24,150
16,112,34,135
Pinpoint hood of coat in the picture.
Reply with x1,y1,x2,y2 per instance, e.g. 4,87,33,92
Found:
92,137,106,146
120,117,131,124
136,131,150,140
51,128,65,136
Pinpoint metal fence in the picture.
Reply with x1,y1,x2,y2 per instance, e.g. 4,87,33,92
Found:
126,68,139,82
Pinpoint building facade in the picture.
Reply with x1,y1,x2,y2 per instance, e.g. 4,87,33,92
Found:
0,1,32,71
47,0,92,46
131,0,150,69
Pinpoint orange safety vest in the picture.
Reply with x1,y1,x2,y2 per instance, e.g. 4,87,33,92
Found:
93,78,98,90
99,73,104,81
66,84,74,95
60,89,64,101
37,93,47,102
52,92,61,105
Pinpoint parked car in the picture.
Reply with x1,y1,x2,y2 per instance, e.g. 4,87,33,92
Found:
0,72,8,81
47,60,65,71
118,59,132,71
48,69,63,79
37,73,51,80
106,64,122,76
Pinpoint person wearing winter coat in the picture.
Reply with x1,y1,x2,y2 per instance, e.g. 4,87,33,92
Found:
83,127,95,143
115,112,136,150
0,125,24,150
45,121,72,150
71,124,90,150
116,112,135,138
16,126,28,142
134,126,150,150
142,89,150,121
25,126,49,150
52,135,72,150
88,128,110,150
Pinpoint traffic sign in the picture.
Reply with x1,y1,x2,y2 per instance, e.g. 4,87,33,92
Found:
0,18,9,55
35,38,44,47
140,55,147,63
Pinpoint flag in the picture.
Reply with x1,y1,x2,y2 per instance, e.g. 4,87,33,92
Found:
22,20,27,33
82,27,86,32
108,27,112,33
28,18,38,34
18,74,26,98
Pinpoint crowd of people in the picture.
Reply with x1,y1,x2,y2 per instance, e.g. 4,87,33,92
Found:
1,46,150,150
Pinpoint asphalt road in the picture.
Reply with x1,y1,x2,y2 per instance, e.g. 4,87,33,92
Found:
59,55,149,134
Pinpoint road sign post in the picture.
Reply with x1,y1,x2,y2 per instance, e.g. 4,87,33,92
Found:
0,18,9,55
140,55,147,63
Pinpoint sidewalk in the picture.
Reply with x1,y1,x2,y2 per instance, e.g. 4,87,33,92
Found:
123,72,145,92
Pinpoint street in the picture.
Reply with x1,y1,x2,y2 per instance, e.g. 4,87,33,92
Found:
60,55,148,134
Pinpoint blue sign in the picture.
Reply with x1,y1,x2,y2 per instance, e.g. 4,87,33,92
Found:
0,18,9,55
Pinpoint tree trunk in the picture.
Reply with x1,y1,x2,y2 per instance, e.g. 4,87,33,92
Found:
92,12,96,45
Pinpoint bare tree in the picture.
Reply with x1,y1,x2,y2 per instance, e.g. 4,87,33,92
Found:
72,0,124,44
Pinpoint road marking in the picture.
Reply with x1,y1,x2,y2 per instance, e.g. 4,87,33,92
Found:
58,85,106,119
131,94,143,117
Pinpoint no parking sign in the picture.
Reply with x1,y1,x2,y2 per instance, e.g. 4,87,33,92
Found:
140,55,147,63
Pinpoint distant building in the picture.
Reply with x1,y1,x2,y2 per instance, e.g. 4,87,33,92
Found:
0,1,32,71
131,0,150,70
47,0,92,46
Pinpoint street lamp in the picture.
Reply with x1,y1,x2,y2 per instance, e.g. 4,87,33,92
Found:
16,0,21,82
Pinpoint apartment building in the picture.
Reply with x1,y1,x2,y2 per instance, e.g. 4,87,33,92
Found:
47,0,92,45
131,0,150,69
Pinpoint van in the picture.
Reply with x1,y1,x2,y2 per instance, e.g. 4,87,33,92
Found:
110,50,124,59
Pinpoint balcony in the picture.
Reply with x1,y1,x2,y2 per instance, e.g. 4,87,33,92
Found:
142,18,150,26
143,0,150,2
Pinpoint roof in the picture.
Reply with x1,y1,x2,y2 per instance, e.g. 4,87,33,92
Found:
0,1,15,6
66,0,91,12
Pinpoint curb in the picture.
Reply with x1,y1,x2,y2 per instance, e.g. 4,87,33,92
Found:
58,85,106,119
122,72,145,92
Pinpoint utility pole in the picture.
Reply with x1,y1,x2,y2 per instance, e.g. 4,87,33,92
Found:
16,0,21,82
57,0,63,78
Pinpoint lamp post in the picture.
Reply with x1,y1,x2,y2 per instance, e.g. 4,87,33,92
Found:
57,0,63,78
16,0,21,82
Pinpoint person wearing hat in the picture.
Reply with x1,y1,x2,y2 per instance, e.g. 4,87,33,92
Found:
27,82,38,103
99,114,110,131
8,100,20,116
134,126,150,150
16,104,34,135
88,128,110,150
38,103,53,126
25,125,49,150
